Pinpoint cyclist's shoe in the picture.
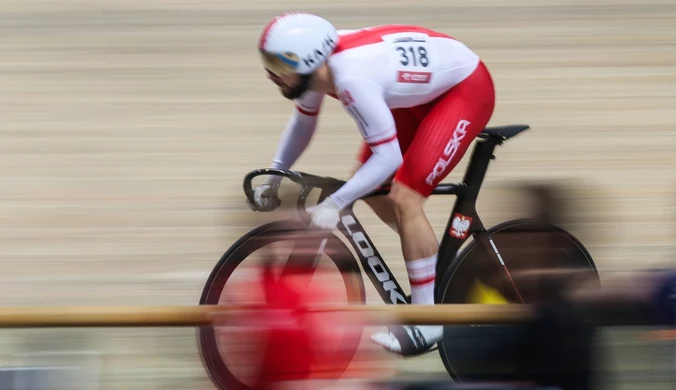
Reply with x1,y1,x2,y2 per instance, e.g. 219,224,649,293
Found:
370,325,443,357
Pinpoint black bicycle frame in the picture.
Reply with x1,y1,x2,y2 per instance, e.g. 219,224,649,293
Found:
242,134,513,305
322,138,501,305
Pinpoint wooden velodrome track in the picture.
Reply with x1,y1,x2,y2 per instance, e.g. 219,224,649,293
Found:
1,0,676,388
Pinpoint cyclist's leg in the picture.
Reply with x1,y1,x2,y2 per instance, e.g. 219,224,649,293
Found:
351,108,420,234
372,62,495,355
393,61,495,300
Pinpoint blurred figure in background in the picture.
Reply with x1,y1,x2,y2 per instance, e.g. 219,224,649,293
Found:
484,266,676,390
514,267,676,328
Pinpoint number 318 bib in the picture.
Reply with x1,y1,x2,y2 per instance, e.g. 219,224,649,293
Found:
382,32,438,91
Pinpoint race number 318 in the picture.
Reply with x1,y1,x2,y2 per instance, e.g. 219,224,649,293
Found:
395,46,429,67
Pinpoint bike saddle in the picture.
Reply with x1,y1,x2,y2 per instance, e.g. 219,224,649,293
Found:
479,125,530,142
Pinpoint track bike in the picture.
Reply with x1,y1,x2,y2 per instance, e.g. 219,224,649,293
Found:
198,124,599,389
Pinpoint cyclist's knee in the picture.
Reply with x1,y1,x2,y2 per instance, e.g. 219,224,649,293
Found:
388,183,426,218
362,196,399,233
351,162,395,223
363,196,391,214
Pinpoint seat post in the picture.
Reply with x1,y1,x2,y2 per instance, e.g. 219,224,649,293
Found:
460,139,497,196
436,139,497,276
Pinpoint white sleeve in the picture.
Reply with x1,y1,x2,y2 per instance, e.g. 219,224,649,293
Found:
331,139,403,209
330,79,403,209
336,79,397,145
264,91,324,186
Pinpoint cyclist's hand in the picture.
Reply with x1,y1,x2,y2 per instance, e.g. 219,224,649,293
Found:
310,196,341,230
248,183,281,212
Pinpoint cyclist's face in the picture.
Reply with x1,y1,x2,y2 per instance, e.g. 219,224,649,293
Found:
260,50,305,98
266,70,311,100
266,70,301,95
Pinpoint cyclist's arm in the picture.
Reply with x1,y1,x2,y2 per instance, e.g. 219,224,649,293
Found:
330,79,403,209
265,91,324,186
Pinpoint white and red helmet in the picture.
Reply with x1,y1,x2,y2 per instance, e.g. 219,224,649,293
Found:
258,12,339,76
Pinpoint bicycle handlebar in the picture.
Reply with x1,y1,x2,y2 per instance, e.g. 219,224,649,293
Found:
243,168,466,223
243,168,347,224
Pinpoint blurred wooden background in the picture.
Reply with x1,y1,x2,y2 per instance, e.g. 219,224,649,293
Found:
1,0,676,388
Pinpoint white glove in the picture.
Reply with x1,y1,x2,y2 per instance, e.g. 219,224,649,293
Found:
310,196,342,230
248,183,281,212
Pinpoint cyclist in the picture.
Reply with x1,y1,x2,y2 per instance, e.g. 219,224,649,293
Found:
249,12,496,356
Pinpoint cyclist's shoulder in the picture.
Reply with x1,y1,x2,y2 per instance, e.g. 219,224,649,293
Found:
329,24,455,67
336,24,453,41
328,35,390,86
332,25,408,56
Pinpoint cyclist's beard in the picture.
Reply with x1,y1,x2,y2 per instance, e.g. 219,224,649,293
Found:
281,74,312,100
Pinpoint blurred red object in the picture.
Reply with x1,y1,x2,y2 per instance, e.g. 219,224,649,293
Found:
256,264,314,387
227,263,369,389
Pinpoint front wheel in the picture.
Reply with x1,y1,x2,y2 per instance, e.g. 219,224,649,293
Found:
197,219,366,390
436,219,598,382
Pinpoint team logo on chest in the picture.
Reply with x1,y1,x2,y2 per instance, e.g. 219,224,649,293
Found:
397,70,432,84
